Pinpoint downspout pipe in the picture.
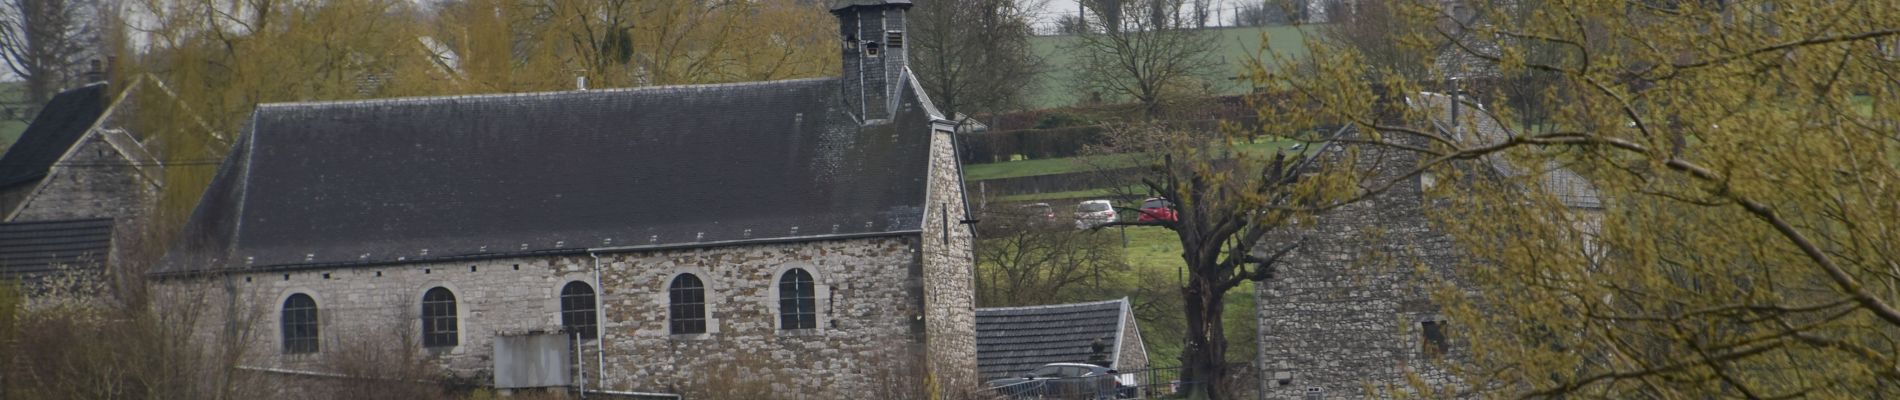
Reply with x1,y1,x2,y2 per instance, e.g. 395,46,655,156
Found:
591,252,607,390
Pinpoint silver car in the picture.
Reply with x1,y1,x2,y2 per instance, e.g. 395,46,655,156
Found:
1073,200,1116,229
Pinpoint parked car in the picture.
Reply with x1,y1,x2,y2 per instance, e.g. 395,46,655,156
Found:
1020,203,1057,223
984,363,1133,399
1134,197,1176,223
1073,200,1116,229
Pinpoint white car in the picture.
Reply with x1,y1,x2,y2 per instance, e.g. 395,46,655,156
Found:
1074,200,1117,229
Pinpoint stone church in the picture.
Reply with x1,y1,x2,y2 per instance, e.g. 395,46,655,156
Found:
155,0,977,396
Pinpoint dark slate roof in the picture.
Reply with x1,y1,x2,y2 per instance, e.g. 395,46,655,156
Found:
976,298,1133,380
0,218,112,278
160,76,941,274
0,83,109,188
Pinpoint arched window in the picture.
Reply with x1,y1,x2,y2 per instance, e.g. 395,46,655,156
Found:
668,274,706,334
560,281,598,340
421,287,458,348
281,293,318,354
778,269,816,330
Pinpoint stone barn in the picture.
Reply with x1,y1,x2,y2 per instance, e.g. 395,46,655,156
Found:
1254,93,1600,399
153,0,978,396
0,82,163,285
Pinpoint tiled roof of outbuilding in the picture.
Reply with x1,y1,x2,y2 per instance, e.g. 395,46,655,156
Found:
0,83,109,188
976,298,1134,380
0,218,111,279
160,76,940,274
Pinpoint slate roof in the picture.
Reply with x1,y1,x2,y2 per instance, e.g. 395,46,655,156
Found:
0,218,112,279
1409,92,1602,209
976,298,1135,380
0,83,109,188
161,75,943,274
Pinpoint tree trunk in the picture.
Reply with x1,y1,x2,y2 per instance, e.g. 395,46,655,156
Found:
1181,269,1230,399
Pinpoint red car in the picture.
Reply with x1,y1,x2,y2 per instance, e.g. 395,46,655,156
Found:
1135,197,1177,222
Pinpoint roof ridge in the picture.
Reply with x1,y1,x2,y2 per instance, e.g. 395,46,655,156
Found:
0,217,113,226
976,298,1127,312
255,77,839,110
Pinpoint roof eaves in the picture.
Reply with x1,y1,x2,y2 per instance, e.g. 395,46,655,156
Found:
976,298,1128,313
152,229,923,278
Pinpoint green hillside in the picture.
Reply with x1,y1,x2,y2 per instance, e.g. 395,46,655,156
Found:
0,81,27,150
1026,24,1316,109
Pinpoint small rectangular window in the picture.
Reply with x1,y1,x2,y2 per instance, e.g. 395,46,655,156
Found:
1422,320,1447,358
886,31,904,48
1305,387,1324,400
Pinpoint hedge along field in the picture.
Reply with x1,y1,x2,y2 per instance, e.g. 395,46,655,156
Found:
966,140,1305,181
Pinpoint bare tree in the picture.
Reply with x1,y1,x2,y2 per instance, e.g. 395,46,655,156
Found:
1229,1,1287,27
1055,14,1089,35
0,0,97,119
1066,0,1220,117
1087,123,1341,400
1317,0,1440,81
911,0,1044,120
974,214,1129,307
1190,0,1210,28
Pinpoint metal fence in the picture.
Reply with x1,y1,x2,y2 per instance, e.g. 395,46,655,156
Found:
983,366,1193,400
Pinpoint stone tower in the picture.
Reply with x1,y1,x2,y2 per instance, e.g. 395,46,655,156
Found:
831,0,911,122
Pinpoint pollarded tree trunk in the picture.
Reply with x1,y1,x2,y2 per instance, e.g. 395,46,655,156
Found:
1180,269,1231,400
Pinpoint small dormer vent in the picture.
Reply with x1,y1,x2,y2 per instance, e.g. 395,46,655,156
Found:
864,41,881,57
886,31,903,48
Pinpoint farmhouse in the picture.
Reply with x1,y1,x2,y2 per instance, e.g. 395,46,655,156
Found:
1254,93,1600,399
154,0,978,396
0,82,162,283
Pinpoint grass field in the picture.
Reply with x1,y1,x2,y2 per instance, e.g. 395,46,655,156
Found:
1111,225,1261,367
1026,25,1316,109
0,119,27,150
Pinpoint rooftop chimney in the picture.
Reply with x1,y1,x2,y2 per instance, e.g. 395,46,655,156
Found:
831,0,912,123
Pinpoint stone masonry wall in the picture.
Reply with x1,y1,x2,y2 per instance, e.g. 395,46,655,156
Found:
1116,305,1149,372
920,125,978,394
10,132,157,270
9,133,152,223
1255,141,1466,399
160,236,930,398
595,236,925,397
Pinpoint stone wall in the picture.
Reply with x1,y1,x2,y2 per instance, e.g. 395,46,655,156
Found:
9,133,152,223
9,132,157,270
1254,141,1466,399
595,236,926,397
920,126,978,393
1115,304,1149,372
160,236,934,398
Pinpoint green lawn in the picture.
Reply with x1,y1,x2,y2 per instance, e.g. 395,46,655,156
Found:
1114,225,1261,367
965,139,1308,181
1027,25,1316,109
0,119,26,151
